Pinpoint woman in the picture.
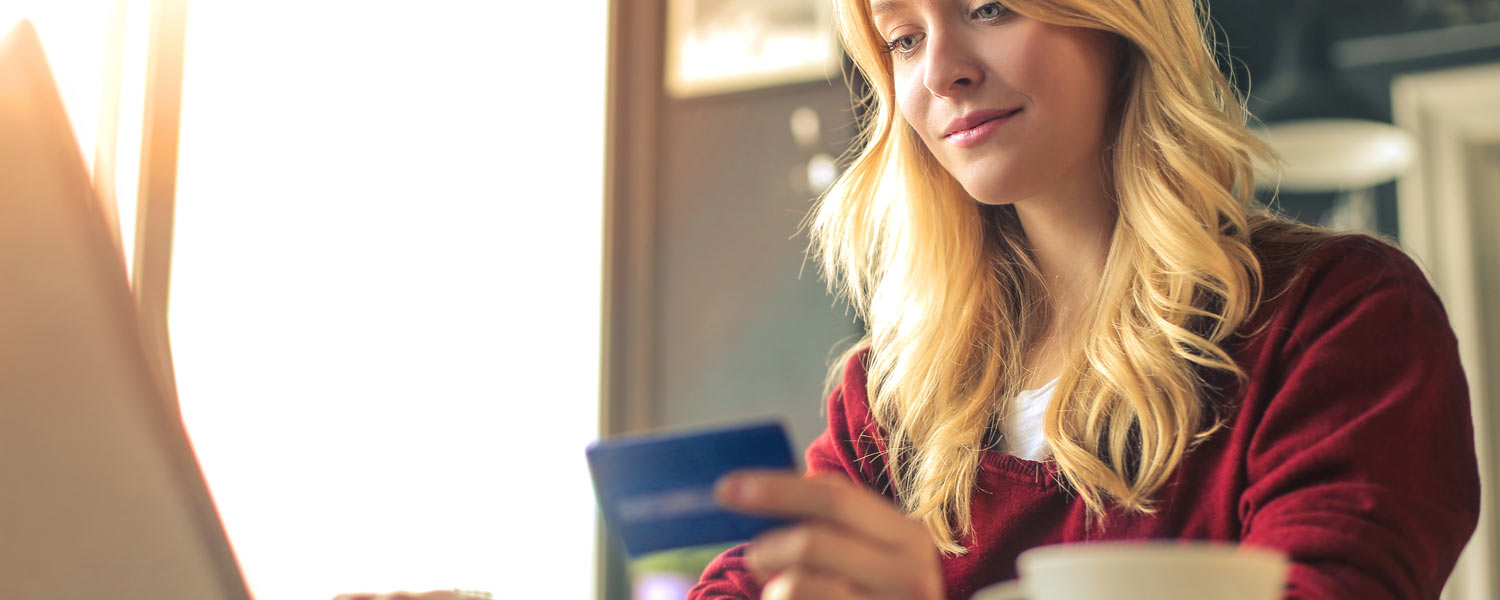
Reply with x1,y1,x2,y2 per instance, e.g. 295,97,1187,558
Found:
689,0,1478,599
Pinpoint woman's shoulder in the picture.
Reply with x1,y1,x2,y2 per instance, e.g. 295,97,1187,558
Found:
823,346,898,454
1246,218,1444,346
1249,218,1428,307
828,347,875,420
806,346,900,493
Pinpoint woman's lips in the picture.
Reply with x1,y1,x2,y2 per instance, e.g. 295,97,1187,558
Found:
944,108,1022,148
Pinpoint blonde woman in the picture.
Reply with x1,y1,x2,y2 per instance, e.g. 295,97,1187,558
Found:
689,1,1478,599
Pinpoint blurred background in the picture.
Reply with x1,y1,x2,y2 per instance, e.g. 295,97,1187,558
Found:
4,0,1499,599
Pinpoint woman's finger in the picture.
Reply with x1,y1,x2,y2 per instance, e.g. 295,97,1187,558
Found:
746,522,911,596
761,567,862,600
716,469,920,548
332,592,468,600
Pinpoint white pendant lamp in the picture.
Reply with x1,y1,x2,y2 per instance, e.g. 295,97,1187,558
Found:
1248,1,1416,195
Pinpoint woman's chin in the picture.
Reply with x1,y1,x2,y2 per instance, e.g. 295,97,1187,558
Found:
959,182,1027,207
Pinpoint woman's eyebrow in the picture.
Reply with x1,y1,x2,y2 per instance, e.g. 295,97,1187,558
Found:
870,0,908,19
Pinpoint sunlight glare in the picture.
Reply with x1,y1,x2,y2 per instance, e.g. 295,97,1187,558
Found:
168,2,606,598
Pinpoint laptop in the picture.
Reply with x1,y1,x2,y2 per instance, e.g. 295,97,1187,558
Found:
0,19,251,599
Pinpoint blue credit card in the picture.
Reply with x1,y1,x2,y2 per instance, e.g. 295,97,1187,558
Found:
586,421,797,557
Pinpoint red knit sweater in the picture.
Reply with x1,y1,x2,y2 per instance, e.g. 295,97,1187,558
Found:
689,235,1479,600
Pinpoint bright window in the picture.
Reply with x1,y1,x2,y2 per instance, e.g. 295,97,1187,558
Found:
167,2,606,599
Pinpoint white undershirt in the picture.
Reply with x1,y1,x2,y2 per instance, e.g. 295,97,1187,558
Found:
998,378,1058,461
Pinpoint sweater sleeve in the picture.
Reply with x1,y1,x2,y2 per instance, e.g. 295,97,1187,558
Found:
688,352,889,599
1238,241,1480,600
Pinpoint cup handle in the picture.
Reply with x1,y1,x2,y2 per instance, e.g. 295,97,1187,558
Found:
970,579,1028,600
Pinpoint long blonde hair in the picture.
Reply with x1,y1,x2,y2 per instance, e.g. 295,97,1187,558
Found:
812,0,1301,554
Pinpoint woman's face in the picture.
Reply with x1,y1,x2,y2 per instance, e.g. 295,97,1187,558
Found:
872,0,1120,205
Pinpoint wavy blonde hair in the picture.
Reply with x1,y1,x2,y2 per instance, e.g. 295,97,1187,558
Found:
812,0,1301,554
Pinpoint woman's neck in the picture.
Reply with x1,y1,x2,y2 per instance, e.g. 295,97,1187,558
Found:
1012,171,1115,325
1009,183,1113,387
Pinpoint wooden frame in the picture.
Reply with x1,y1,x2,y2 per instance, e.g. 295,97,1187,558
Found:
598,0,667,598
1393,60,1500,600
93,0,129,257
127,0,189,407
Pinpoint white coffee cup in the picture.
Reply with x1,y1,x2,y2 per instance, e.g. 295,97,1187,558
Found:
972,541,1289,600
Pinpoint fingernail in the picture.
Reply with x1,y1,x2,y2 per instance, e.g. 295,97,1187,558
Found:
715,474,744,505
743,545,761,573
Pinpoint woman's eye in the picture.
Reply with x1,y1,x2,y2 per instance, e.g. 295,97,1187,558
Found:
972,2,1009,19
882,32,926,56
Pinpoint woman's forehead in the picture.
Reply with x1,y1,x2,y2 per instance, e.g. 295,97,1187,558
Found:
870,0,905,16
869,0,979,21
870,0,937,17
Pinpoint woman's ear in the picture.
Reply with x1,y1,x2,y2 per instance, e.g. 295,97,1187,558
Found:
1102,34,1136,142
1109,33,1135,91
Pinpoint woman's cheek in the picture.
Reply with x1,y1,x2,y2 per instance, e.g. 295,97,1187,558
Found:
894,72,926,130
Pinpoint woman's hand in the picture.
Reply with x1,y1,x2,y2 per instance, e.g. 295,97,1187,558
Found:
333,591,488,600
716,470,945,600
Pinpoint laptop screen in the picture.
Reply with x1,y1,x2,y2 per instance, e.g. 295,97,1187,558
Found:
0,19,250,600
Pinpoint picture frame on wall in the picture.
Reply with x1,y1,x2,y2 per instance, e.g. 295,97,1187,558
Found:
664,0,840,98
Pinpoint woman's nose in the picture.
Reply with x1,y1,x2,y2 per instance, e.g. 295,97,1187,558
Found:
922,32,983,97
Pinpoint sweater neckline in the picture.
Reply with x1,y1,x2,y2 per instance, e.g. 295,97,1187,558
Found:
980,450,1063,489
